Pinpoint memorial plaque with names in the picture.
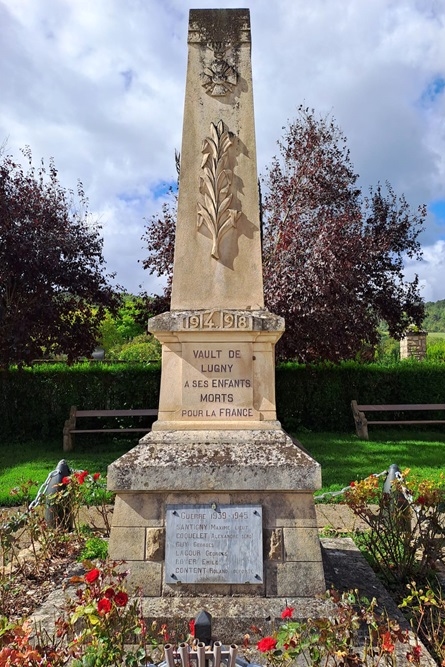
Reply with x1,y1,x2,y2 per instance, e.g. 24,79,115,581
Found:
165,504,263,584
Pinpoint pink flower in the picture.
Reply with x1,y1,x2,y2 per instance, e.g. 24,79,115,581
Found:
257,637,277,652
84,568,100,584
281,606,294,619
98,598,112,614
114,591,129,607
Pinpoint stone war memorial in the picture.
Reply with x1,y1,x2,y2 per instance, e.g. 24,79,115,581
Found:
107,8,326,639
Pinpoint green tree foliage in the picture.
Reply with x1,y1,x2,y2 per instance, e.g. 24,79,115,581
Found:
423,299,445,332
0,148,120,368
110,334,161,362
98,295,146,354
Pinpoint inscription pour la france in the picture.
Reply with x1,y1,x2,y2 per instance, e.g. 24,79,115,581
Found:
182,347,254,419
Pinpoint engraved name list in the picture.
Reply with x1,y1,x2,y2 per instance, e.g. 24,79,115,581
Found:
165,504,263,584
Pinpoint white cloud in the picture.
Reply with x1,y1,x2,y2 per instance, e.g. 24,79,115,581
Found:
405,240,445,302
1,0,445,298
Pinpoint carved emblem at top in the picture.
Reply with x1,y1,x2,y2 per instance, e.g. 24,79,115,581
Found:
201,42,238,97
197,120,241,260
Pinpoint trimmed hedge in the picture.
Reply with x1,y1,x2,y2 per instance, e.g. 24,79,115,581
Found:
0,362,161,441
276,360,445,431
1,360,444,440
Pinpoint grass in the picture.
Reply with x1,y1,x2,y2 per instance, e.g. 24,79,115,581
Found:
0,436,134,506
295,428,445,496
0,429,444,506
426,332,445,339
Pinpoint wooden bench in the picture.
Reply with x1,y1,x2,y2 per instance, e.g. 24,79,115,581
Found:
351,400,445,439
63,406,158,452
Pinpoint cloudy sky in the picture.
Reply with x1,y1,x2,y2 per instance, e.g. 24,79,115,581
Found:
1,0,445,301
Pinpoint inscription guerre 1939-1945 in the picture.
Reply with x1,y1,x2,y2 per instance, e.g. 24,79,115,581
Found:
165,504,263,585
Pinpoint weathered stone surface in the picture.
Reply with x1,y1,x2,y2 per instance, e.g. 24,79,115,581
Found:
117,561,163,597
150,327,284,431
234,491,318,528
107,430,322,493
265,561,326,597
106,7,325,604
265,528,283,560
146,528,165,561
283,527,324,562
108,527,145,561
148,310,284,333
400,330,427,360
140,596,333,644
165,491,231,505
112,493,163,527
170,10,263,310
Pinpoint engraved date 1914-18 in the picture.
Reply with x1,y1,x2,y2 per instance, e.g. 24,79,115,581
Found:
182,310,252,330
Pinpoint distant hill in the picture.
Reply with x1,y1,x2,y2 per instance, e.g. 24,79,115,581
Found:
423,299,445,332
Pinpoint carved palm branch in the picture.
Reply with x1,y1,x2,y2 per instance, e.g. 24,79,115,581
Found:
198,120,240,259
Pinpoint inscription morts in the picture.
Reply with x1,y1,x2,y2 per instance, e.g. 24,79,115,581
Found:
165,504,263,584
181,342,257,420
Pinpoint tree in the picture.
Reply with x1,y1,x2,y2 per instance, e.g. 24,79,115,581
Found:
0,148,120,368
141,108,426,362
139,196,176,316
98,295,146,354
138,153,180,317
262,107,425,361
423,300,445,332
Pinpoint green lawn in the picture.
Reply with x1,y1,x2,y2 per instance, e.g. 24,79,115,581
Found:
0,436,134,506
296,428,445,496
0,429,444,506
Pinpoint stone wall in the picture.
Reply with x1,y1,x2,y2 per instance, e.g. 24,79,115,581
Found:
109,489,324,598
400,331,427,360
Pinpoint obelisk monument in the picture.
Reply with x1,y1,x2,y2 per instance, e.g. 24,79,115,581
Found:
108,9,325,640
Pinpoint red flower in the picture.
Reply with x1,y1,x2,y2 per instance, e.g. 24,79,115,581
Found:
75,470,88,485
62,476,70,485
93,472,101,481
281,606,294,619
407,644,422,662
349,481,356,487
416,496,427,506
412,645,421,659
381,631,395,653
257,637,277,652
98,598,112,614
104,587,115,599
84,568,100,584
189,619,195,637
114,591,129,607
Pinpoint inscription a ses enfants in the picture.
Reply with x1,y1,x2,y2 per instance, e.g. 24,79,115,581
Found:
181,342,255,420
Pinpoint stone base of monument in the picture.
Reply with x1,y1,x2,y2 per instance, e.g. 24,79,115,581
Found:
107,429,326,635
140,596,333,645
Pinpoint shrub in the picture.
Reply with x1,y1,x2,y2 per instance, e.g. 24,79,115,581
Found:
110,334,161,362
426,337,445,362
344,470,445,590
252,591,420,666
